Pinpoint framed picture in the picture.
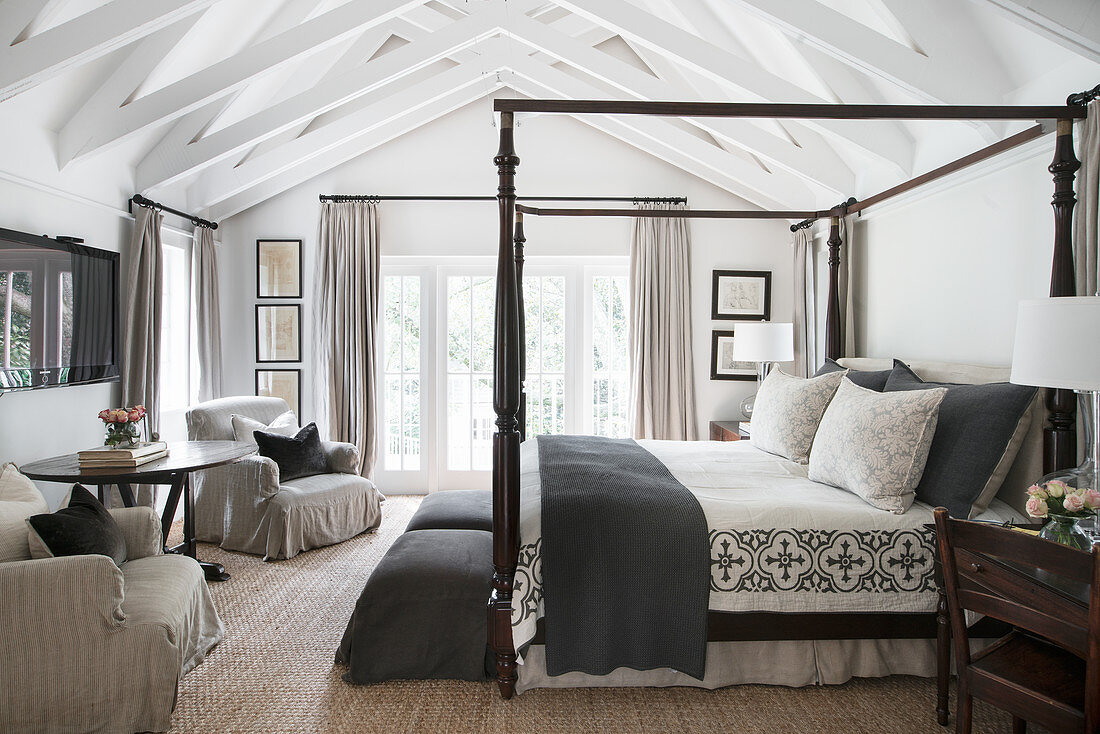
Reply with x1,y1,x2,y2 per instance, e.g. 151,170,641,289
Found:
256,369,301,418
257,239,302,298
710,330,756,381
256,304,301,363
712,270,771,321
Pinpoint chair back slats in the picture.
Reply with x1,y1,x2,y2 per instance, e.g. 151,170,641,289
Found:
949,519,1092,584
955,588,1088,654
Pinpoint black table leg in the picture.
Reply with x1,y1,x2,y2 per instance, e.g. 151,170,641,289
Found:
97,485,110,509
159,472,229,582
116,482,136,507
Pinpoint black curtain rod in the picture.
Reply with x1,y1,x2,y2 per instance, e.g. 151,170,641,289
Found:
318,194,687,204
1068,83,1100,106
789,198,858,232
130,194,218,230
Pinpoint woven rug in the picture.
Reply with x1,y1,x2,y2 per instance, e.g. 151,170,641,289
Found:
167,495,1033,734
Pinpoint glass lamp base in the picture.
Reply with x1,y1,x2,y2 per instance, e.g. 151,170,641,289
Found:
1038,460,1097,494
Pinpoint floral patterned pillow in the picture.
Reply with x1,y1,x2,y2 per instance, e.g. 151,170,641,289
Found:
750,368,846,464
808,378,948,514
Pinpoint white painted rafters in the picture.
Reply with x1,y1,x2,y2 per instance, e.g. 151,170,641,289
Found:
976,0,1100,64
0,0,218,102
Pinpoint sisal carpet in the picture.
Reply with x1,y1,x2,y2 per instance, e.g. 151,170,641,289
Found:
167,495,1033,734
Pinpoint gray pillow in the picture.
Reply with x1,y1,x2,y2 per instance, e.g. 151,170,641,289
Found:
750,369,846,464
815,358,892,391
884,360,1037,518
809,378,947,514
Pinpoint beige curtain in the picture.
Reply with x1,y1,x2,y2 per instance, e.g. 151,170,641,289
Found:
628,202,698,441
316,202,381,477
122,206,163,506
837,215,857,357
1075,100,1100,297
192,226,222,402
792,226,816,376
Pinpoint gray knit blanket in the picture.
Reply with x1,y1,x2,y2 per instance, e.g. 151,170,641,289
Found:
537,435,710,679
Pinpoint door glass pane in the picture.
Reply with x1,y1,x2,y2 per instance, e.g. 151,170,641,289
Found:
592,275,629,437
523,276,567,438
382,275,422,471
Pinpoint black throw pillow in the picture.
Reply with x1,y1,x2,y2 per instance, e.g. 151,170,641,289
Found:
254,422,328,481
884,360,1037,518
26,484,127,565
814,357,892,391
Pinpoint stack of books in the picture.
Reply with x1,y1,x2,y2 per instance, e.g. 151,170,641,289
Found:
78,441,169,469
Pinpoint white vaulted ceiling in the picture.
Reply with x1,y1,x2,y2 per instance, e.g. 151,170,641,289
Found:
0,0,1098,220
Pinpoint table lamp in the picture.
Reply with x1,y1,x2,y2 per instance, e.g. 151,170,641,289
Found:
732,322,794,418
1010,297,1100,492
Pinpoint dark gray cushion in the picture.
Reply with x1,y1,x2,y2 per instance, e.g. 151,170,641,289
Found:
254,422,327,481
815,358,892,391
336,529,492,684
26,484,127,565
405,490,492,533
884,360,1037,518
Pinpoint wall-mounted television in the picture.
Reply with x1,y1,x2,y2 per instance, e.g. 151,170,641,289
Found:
0,227,120,391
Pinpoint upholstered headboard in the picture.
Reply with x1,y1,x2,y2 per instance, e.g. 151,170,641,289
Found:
837,358,1042,516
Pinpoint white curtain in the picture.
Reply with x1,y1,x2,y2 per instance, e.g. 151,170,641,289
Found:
122,206,163,506
1075,100,1100,297
792,227,816,376
192,225,222,402
628,202,698,441
837,214,857,357
316,202,381,478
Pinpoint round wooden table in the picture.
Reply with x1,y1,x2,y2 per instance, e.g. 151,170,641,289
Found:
21,441,255,582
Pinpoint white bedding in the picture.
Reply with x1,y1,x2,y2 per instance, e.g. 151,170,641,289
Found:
512,437,1022,657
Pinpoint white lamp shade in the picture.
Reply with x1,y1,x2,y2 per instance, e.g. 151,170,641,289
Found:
731,322,794,362
1011,297,1100,391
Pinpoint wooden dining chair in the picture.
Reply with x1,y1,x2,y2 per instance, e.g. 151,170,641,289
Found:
934,508,1100,734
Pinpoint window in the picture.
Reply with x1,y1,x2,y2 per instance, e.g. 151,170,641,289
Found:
590,275,630,438
160,243,191,412
445,275,496,471
523,275,566,437
383,275,422,471
0,270,33,369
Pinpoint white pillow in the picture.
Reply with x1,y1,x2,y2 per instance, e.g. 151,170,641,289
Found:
231,411,299,446
809,378,947,514
750,368,846,464
0,462,49,563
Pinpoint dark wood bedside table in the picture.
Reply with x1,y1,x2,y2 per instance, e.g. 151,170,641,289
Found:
709,421,749,441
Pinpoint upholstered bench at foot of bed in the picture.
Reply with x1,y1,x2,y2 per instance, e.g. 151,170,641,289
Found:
404,489,492,532
336,528,493,684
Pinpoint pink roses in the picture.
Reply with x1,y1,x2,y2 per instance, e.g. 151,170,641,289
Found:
1026,479,1100,519
98,405,146,424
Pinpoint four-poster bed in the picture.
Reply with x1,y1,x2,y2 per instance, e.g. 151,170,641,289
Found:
488,95,1093,708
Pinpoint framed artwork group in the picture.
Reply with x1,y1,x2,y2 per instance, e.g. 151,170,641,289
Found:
709,269,772,381
255,239,303,417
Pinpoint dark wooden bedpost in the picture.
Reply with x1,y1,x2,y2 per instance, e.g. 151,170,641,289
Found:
490,110,521,700
1045,118,1080,473
825,216,843,360
515,210,527,443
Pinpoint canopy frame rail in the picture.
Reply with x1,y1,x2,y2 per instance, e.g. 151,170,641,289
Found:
489,93,1097,701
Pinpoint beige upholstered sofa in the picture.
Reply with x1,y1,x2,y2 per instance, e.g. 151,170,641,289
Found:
186,396,383,561
0,473,224,733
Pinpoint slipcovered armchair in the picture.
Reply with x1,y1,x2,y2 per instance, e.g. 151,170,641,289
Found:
186,396,383,560
0,505,224,733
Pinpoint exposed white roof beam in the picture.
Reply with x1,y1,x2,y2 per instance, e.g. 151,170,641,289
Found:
973,0,1100,63
509,14,853,195
205,79,505,221
64,0,431,162
1,0,65,45
0,0,218,102
58,13,207,167
136,7,512,191
553,0,912,173
507,55,813,209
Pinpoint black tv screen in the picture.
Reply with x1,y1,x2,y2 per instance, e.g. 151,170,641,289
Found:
0,227,120,390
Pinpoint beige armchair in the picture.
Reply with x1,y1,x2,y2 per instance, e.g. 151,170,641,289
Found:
186,396,383,560
0,505,224,734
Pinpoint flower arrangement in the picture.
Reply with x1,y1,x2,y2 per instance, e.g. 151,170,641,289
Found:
99,405,147,448
1025,479,1100,519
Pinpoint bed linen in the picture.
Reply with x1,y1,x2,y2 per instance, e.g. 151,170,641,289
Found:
512,438,1022,662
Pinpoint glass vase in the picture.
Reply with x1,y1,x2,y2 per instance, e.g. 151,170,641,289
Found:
104,423,140,449
1038,514,1091,550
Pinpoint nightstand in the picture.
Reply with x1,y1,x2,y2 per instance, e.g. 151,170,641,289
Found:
709,421,750,441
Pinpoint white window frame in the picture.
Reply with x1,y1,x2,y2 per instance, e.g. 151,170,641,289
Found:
159,236,192,441
582,260,630,436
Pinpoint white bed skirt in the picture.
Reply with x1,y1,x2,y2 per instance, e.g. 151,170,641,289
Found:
515,638,940,693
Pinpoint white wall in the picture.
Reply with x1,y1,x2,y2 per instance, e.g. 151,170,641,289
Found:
0,179,127,508
218,100,794,487
852,139,1058,365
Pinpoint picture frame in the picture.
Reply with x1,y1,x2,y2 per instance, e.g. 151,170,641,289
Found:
710,330,756,381
256,369,302,419
255,304,301,363
711,269,771,321
257,239,302,299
